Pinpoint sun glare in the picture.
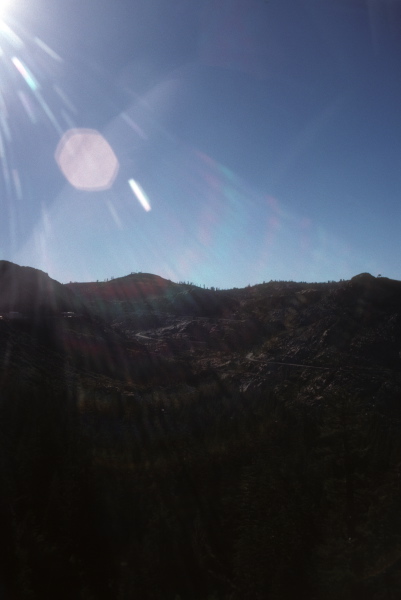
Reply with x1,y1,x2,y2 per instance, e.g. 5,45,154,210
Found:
0,0,13,19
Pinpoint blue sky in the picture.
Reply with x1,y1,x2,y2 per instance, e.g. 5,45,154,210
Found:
0,0,400,287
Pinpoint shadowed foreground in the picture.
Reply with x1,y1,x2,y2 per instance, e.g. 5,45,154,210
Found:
1,266,401,598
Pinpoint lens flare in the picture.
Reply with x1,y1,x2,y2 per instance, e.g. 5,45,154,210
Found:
129,178,151,212
12,56,39,91
56,129,120,191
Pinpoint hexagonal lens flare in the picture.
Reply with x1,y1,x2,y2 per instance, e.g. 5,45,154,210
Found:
55,129,119,191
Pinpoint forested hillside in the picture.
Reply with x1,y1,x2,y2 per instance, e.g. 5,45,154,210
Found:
0,266,401,598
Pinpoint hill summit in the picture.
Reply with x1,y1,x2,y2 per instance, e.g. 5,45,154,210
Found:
0,260,81,316
66,272,176,301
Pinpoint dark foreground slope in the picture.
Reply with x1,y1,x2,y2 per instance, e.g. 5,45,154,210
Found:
1,266,401,599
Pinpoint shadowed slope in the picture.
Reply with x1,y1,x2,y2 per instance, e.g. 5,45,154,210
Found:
0,261,83,317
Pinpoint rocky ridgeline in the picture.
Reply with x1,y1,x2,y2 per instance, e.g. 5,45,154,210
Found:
1,263,401,401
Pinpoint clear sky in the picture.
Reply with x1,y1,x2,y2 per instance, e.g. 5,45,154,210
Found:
0,0,400,288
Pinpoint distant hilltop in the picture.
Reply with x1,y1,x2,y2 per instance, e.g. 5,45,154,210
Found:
0,261,83,317
66,272,177,302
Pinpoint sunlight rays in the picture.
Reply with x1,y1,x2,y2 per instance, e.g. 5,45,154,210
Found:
0,13,69,205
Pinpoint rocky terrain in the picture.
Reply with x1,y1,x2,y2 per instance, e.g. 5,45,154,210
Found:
1,263,401,599
66,270,401,404
4,264,401,396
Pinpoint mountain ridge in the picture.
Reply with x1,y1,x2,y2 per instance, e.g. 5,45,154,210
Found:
1,261,401,598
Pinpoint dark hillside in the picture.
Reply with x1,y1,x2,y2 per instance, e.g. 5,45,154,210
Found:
0,261,83,317
66,273,238,322
66,272,176,302
2,265,401,598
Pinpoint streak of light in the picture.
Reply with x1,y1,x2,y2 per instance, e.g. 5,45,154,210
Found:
53,84,77,113
129,178,151,212
0,131,11,194
0,89,7,114
12,168,21,199
121,112,147,139
60,108,76,130
34,90,64,135
0,20,23,48
34,37,62,62
0,90,11,139
11,56,39,91
0,130,4,158
0,116,9,140
17,90,36,123
41,203,52,237
107,200,123,229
